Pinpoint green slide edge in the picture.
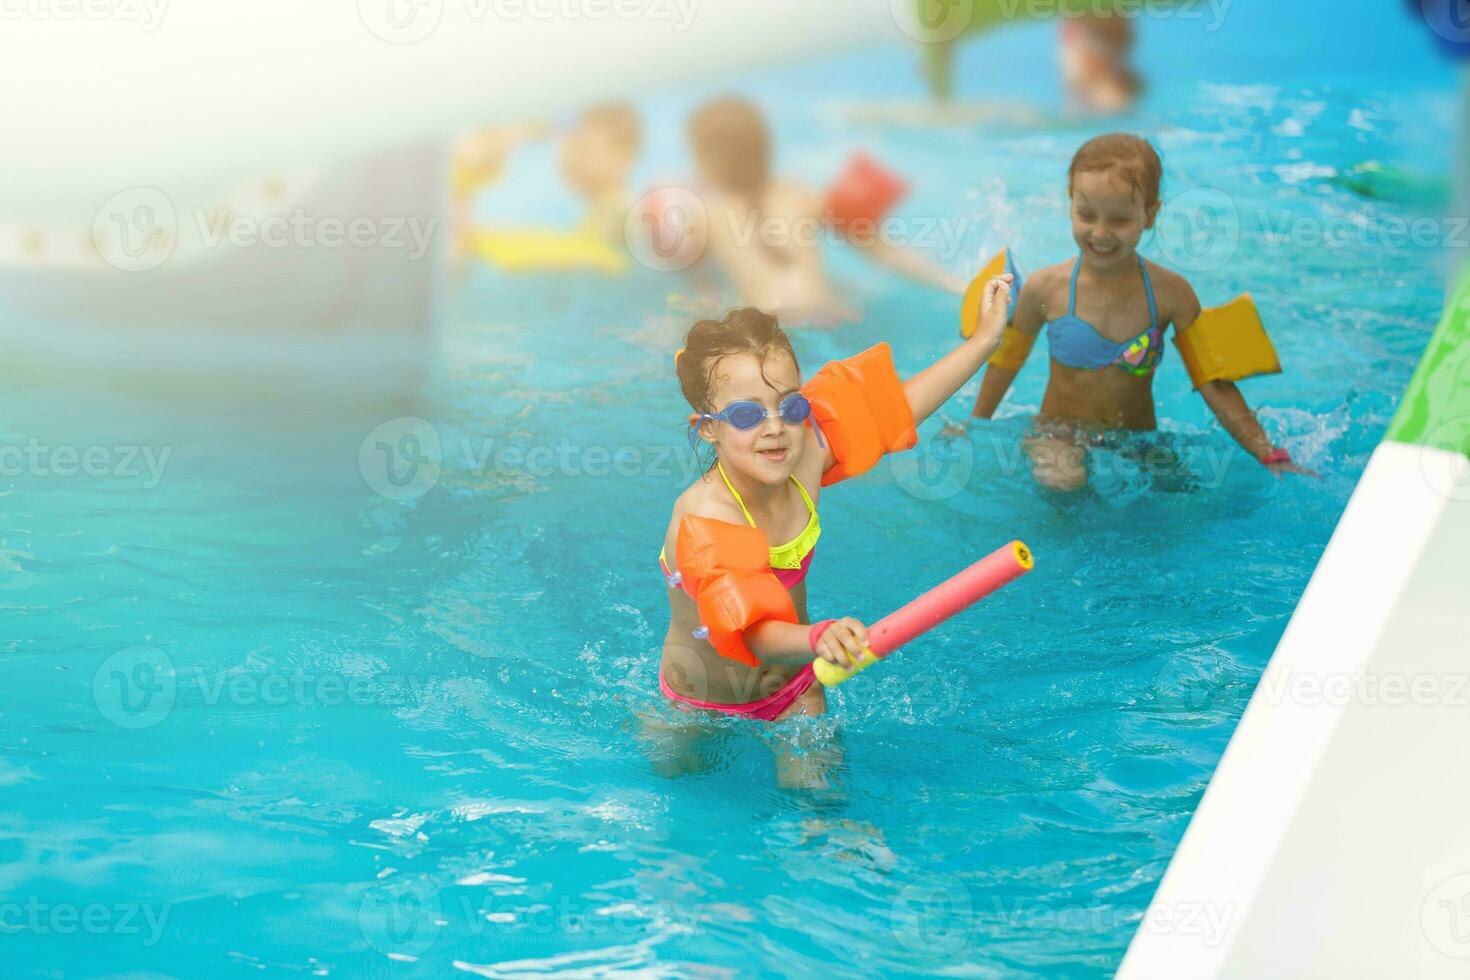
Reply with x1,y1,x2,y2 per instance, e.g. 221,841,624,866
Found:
1386,265,1470,457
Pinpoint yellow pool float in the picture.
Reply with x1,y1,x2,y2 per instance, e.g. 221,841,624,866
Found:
470,227,628,274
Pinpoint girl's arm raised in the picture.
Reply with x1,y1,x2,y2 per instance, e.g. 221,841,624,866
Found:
804,279,1009,479
900,275,1013,427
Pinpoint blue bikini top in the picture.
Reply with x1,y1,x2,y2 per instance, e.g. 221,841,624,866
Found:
1045,254,1165,377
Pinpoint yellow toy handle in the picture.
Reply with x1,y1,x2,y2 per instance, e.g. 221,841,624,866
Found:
812,649,880,687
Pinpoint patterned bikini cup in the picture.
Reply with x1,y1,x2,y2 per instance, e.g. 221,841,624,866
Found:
1116,325,1166,377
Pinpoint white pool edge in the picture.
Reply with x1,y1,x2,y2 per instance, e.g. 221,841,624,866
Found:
1117,441,1470,977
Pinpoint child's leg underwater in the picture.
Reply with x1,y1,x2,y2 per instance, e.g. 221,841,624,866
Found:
1024,432,1088,493
636,709,725,779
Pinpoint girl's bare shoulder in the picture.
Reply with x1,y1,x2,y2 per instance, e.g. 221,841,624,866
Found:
1139,258,1201,320
664,474,746,559
1015,260,1072,320
1022,260,1073,299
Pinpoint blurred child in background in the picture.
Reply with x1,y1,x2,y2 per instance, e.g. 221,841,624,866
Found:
1060,12,1143,115
449,104,642,271
664,97,967,326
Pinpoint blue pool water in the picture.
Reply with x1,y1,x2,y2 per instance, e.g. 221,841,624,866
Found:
1,6,1456,977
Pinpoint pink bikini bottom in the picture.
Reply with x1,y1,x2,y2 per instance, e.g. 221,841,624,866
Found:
659,664,817,722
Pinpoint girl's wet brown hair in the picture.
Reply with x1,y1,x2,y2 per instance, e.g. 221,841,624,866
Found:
676,307,798,414
1067,133,1162,214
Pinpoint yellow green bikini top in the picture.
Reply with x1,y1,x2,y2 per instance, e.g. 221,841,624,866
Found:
659,461,821,589
716,461,820,572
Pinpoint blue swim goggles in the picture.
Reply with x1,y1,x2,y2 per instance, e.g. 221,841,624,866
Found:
687,393,826,449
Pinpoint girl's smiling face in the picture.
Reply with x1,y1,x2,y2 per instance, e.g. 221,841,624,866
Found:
694,349,804,484
1070,169,1158,270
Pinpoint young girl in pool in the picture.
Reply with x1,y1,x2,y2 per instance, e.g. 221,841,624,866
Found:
970,133,1318,492
658,276,1012,723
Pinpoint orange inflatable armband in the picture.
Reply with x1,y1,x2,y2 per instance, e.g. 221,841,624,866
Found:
825,154,908,239
802,343,918,486
675,515,798,668
1174,293,1283,389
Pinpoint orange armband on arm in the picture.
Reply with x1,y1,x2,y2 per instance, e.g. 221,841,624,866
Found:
1173,293,1283,389
825,153,908,242
801,342,919,486
676,516,798,668
987,325,1037,372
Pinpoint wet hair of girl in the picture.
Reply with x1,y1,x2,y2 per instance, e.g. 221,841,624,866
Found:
675,308,800,468
1068,133,1162,211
